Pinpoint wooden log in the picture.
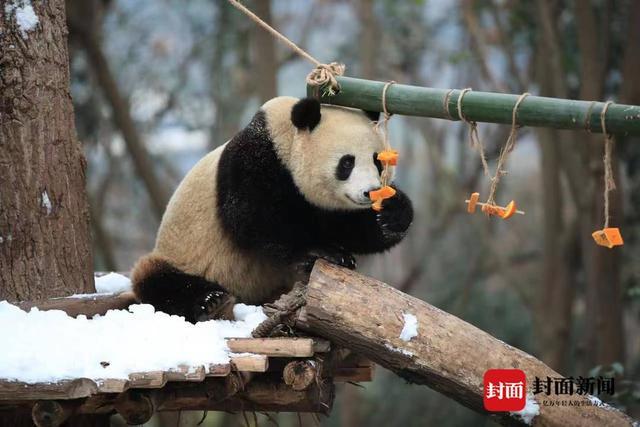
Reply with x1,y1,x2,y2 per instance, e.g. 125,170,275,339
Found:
113,390,155,425
16,291,137,318
31,400,76,427
295,260,636,427
283,360,317,391
155,375,333,414
230,355,269,372
227,337,329,357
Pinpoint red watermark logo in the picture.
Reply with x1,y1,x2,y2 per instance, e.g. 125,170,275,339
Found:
483,369,526,411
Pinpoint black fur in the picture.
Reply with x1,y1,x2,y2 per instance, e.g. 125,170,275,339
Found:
217,110,413,269
364,110,381,122
135,259,232,323
291,98,321,131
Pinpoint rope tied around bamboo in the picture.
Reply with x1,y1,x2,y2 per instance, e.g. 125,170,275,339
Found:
227,0,344,95
456,88,490,178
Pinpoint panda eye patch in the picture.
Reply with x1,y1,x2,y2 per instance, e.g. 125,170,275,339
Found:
373,152,383,175
336,155,355,181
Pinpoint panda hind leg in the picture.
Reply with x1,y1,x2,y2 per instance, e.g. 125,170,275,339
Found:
131,255,236,323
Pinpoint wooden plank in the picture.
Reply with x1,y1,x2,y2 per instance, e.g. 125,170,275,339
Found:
207,364,232,377
16,291,137,318
97,378,129,393
127,371,166,389
230,355,268,372
0,378,98,400
227,337,329,357
165,366,206,382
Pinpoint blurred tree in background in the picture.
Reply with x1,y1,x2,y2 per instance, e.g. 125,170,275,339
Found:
63,0,639,425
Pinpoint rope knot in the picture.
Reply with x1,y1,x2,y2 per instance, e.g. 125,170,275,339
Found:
306,62,345,95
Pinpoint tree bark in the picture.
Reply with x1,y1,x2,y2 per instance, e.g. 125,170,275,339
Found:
0,0,93,300
531,21,575,372
251,0,277,103
574,1,624,370
0,1,103,425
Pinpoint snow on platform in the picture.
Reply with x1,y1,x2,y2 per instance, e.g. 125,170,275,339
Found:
0,300,266,384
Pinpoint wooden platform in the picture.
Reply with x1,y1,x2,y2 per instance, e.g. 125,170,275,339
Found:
0,337,374,426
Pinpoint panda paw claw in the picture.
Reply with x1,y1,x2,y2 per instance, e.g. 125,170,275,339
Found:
192,289,236,322
299,248,357,273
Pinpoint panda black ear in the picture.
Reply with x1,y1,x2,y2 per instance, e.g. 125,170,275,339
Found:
291,98,321,131
363,110,380,122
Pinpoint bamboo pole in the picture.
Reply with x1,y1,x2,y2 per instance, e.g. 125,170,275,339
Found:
308,76,640,136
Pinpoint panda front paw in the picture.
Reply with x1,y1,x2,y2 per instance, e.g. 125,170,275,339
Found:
299,248,357,273
376,189,413,239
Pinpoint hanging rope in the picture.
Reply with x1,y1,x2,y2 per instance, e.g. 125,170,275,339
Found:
376,81,396,188
227,0,345,94
600,101,616,229
485,92,529,206
457,88,490,178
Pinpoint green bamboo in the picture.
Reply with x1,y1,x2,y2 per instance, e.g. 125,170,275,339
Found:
307,76,640,136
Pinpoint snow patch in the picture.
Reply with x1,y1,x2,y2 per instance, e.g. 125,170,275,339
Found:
399,312,418,342
384,343,414,357
41,190,51,215
94,272,132,294
510,394,539,425
0,301,267,383
5,1,39,39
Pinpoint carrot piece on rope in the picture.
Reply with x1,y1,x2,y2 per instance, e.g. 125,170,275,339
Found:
466,192,480,213
592,228,624,248
499,200,517,219
370,185,396,211
377,150,399,166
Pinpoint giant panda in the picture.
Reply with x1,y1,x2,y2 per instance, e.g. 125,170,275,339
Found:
131,96,414,322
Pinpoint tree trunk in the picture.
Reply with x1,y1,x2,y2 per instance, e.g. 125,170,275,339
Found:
251,0,277,103
574,1,624,370
0,0,93,301
530,21,575,372
0,1,107,425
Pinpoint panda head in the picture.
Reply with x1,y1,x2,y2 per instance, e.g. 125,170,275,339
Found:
264,97,390,211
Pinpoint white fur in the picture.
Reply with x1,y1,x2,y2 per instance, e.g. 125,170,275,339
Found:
266,97,389,211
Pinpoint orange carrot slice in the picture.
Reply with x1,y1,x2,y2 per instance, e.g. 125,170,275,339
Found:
467,192,480,213
369,186,396,201
499,200,517,219
481,204,504,217
592,228,624,248
377,150,399,166
370,186,396,211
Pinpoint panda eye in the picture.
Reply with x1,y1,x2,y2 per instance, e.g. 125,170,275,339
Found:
373,152,383,175
336,155,355,181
